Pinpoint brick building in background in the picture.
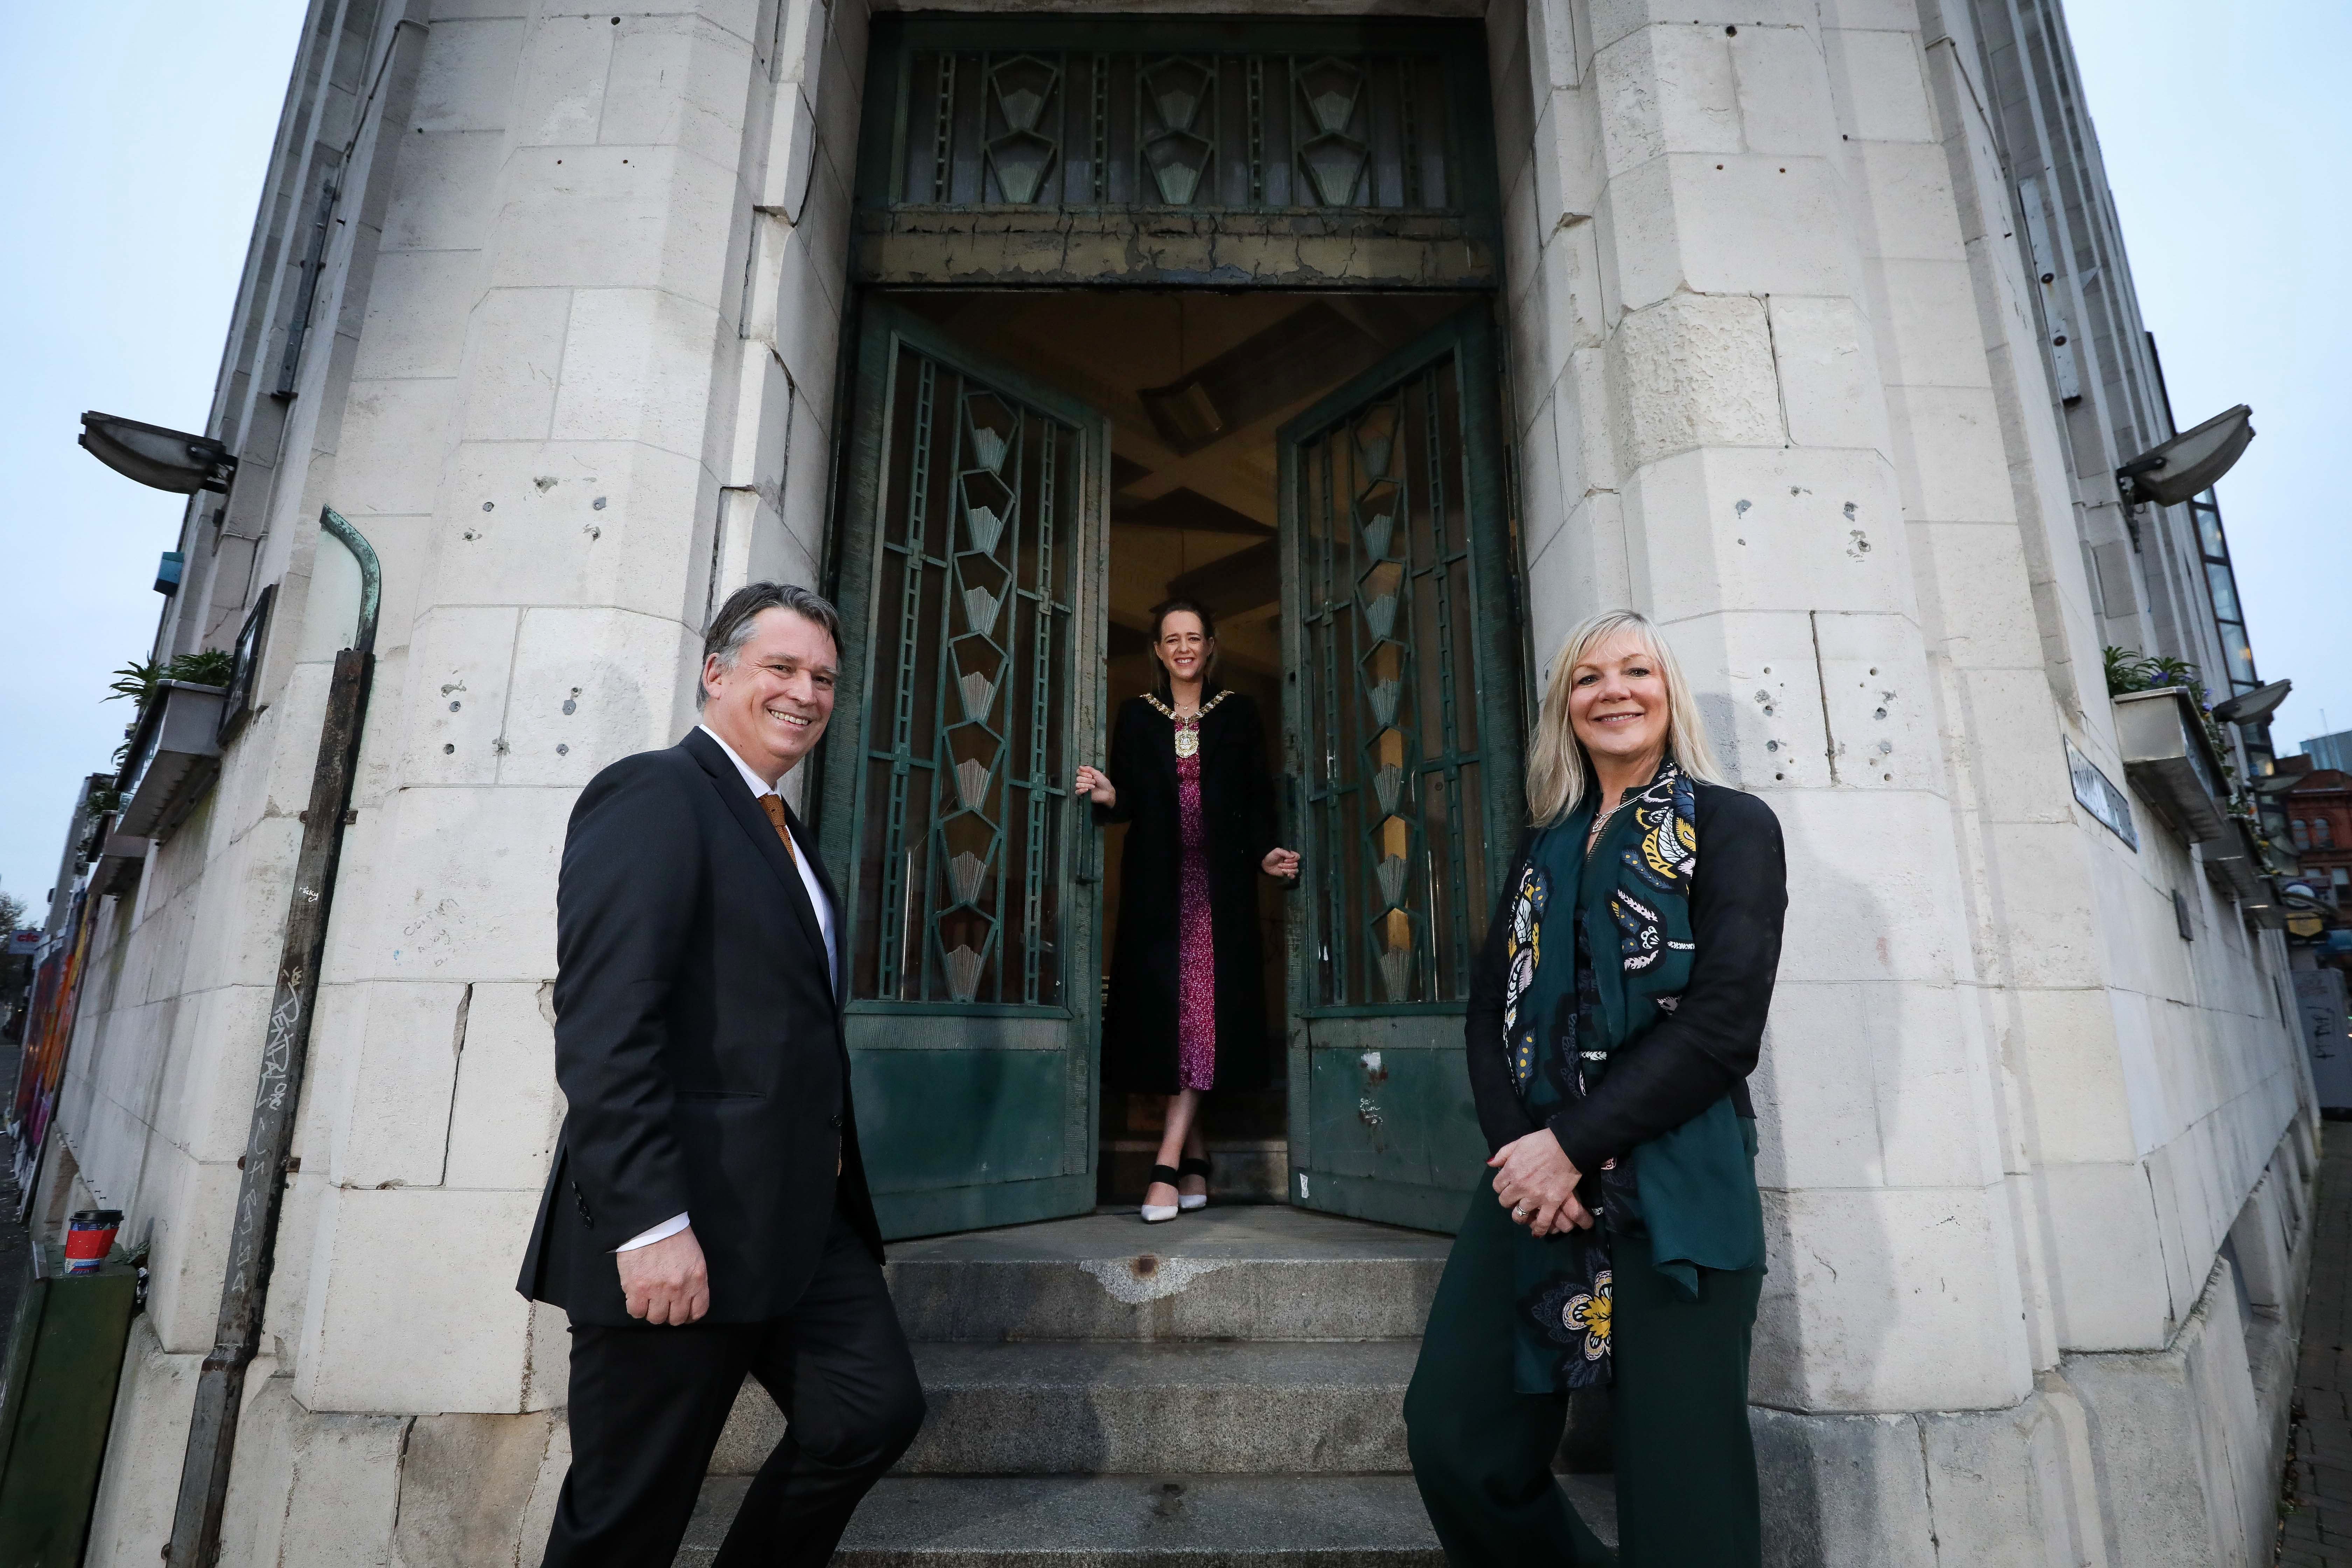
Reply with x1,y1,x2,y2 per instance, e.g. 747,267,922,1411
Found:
2282,756,2352,926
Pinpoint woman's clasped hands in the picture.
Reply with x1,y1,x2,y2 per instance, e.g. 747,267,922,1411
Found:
1488,1129,1594,1238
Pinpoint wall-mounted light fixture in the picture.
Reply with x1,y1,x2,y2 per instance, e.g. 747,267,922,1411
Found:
2213,678,2291,727
2115,404,2254,509
78,411,238,494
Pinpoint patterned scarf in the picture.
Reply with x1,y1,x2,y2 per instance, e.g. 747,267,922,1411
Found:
1498,756,1698,1394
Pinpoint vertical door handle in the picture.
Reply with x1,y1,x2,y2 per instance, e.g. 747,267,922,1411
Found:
1072,793,1099,884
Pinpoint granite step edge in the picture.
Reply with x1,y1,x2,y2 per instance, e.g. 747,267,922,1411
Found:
679,1473,1618,1563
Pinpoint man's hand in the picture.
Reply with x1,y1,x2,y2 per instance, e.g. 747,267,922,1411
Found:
617,1226,711,1325
1261,847,1301,880
1489,1130,1594,1239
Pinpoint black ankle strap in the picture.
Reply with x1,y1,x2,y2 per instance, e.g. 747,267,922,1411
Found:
1177,1155,1212,1178
1148,1163,1183,1187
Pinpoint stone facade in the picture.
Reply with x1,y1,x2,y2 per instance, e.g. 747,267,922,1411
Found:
39,1,2309,1564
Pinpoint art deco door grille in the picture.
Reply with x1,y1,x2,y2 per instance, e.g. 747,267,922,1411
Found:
848,344,1081,1009
818,304,1106,1238
1290,336,1507,1010
1280,306,1523,1231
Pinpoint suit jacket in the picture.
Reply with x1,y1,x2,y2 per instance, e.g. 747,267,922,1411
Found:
516,728,883,1326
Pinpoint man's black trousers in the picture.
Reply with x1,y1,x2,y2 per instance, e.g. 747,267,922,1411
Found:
541,1209,926,1567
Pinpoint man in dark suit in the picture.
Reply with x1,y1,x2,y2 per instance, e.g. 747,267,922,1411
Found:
519,582,924,1566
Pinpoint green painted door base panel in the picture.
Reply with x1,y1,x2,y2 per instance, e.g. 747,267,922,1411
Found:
852,1046,1076,1194
875,1174,1100,1242
1289,1171,1467,1237
1303,1031,1486,1191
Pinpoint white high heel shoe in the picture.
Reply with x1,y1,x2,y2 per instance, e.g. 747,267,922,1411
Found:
1141,1163,1182,1223
1176,1155,1211,1212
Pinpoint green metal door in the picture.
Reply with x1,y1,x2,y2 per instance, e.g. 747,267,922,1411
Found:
819,302,1107,1239
1278,304,1527,1233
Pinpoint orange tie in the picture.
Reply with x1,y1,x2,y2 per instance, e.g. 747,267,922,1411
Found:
757,794,799,865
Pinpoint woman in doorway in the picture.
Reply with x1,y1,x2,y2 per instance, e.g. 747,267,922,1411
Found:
1076,600,1300,1223
1404,609,1786,1566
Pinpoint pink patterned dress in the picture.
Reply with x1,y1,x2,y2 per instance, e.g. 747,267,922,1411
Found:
1174,723,1217,1091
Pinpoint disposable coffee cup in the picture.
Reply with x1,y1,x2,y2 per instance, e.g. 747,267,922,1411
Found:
64,1209,123,1275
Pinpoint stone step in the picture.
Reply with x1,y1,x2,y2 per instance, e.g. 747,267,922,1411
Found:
677,1474,1618,1564
882,1206,1450,1344
714,1339,1421,1477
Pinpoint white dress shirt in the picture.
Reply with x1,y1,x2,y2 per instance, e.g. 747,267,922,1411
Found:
615,725,838,1254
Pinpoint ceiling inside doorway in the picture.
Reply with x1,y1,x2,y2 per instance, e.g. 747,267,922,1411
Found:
894,290,1476,673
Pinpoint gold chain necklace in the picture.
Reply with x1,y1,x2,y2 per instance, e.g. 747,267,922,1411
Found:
1143,690,1230,758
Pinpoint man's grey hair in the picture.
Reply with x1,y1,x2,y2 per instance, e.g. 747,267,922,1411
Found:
697,582,843,710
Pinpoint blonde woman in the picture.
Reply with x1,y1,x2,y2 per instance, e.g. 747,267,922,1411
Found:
1403,610,1786,1566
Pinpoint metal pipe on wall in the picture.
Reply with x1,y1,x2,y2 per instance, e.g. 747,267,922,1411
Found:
166,510,379,1566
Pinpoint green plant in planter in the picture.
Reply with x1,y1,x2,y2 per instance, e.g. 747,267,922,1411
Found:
2102,645,2241,803
105,650,234,707
106,650,236,763
2102,646,2199,698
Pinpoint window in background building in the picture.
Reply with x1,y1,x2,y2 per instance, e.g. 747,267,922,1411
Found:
2293,819,2311,849
2318,819,2336,849
2186,488,2257,695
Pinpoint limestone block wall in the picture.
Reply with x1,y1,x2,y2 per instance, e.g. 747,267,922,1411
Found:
1487,0,2306,1557
1492,0,2037,1423
64,0,875,1561
52,0,2310,1562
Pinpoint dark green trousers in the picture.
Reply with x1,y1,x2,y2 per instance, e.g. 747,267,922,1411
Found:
1403,1181,1763,1567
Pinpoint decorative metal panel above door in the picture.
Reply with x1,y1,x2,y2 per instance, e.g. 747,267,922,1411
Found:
852,18,1502,288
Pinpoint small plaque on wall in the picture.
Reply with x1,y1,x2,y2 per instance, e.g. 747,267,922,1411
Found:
2066,735,2138,850
217,583,275,743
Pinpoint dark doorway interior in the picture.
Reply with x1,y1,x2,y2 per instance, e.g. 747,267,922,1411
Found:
888,290,1478,1204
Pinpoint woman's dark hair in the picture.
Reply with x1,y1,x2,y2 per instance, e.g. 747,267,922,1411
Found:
1147,597,1220,700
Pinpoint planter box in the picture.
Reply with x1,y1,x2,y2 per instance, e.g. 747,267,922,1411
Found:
2112,686,2228,844
90,827,148,898
116,680,226,841
2202,817,2266,904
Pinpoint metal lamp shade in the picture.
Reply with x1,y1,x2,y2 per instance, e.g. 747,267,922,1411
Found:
2115,404,2254,508
78,411,238,495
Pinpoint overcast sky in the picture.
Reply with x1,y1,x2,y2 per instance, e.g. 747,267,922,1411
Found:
0,0,309,919
2065,0,2351,749
1,2,2344,917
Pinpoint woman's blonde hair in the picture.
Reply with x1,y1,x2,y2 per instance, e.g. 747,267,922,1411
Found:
1526,609,1727,825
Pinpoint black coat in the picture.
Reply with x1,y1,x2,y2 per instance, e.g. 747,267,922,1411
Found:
516,728,883,1326
1463,782,1786,1163
1097,690,1282,1094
